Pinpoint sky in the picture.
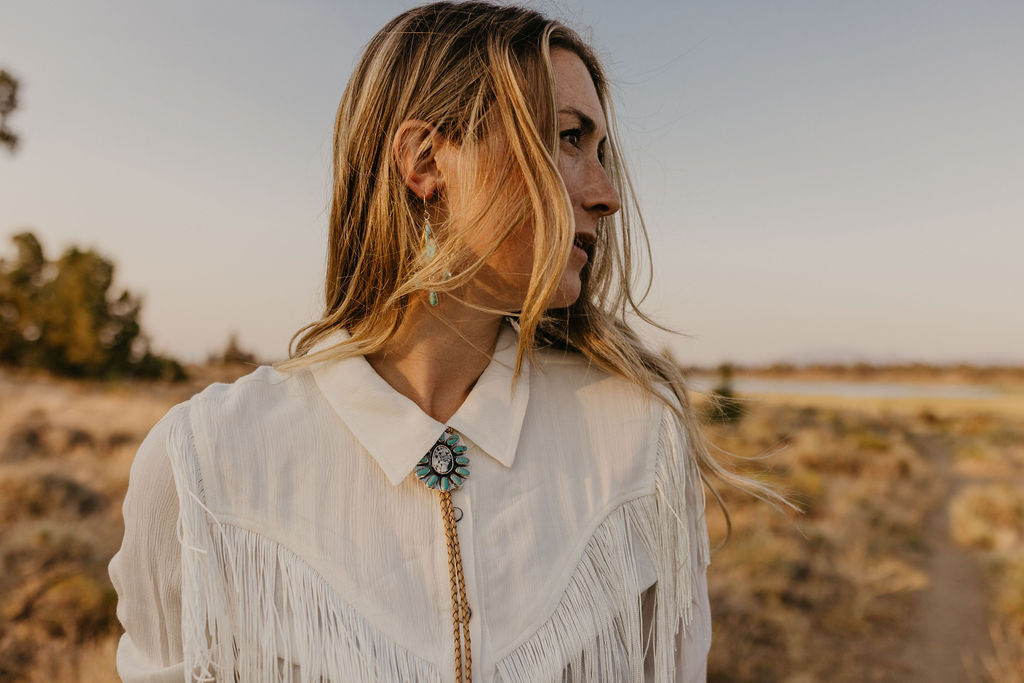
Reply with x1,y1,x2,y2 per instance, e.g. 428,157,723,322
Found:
2,0,1022,366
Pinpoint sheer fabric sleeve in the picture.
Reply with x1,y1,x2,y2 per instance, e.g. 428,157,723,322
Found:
108,404,187,682
641,567,711,682
640,394,713,682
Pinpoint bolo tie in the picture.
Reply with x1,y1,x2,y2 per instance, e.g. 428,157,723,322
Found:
415,426,472,682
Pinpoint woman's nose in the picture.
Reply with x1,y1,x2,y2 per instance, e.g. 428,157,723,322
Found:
582,162,621,217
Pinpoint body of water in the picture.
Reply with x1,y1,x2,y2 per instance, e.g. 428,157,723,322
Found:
688,376,1001,400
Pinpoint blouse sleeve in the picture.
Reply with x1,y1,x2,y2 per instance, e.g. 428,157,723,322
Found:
640,393,713,682
108,405,186,682
641,568,712,683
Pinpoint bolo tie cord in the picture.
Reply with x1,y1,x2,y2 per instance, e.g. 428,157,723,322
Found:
416,427,473,682
440,490,471,682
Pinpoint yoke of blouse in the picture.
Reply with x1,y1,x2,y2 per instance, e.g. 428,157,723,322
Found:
109,322,711,682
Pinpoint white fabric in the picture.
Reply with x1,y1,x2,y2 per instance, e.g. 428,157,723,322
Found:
109,321,711,682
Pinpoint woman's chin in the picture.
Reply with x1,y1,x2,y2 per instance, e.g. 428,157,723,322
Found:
548,274,582,310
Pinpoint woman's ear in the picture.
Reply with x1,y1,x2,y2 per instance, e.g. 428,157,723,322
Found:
392,119,447,201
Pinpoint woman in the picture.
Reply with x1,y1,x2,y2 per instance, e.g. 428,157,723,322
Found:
110,2,740,681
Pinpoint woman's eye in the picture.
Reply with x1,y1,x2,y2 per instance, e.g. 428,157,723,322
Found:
560,128,582,148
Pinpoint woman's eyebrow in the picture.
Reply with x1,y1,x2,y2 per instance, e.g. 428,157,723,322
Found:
559,107,600,137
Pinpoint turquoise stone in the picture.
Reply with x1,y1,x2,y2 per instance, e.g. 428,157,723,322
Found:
424,232,436,260
417,429,471,492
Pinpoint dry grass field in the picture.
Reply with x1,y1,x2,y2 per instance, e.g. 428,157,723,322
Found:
0,366,1021,681
700,389,1024,682
0,365,240,682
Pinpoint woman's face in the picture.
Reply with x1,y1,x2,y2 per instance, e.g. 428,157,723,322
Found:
445,47,621,313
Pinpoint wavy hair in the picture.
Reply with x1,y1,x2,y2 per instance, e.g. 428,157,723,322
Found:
274,1,793,534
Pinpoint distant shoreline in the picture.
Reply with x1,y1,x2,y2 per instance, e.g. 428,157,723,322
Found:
683,363,1024,387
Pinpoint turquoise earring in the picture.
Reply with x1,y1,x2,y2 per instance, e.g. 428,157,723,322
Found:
422,203,450,307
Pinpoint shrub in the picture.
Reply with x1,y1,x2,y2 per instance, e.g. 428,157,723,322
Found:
0,231,185,380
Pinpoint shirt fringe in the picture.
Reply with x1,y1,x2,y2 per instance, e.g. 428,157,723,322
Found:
166,402,708,682
495,406,710,683
167,405,443,683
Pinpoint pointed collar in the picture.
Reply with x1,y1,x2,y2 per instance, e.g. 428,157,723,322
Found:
310,323,530,487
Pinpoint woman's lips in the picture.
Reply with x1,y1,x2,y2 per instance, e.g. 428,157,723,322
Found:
572,234,592,262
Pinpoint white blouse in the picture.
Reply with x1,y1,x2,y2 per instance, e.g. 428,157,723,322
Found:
109,322,711,682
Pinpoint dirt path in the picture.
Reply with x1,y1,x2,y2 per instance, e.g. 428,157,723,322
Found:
898,435,994,682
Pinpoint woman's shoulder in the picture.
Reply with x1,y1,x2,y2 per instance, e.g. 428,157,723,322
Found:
529,344,676,422
191,364,296,405
169,364,329,480
524,346,683,493
132,365,299,468
185,363,317,426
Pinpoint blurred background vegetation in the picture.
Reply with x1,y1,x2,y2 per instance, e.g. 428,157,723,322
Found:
0,231,186,381
0,68,19,152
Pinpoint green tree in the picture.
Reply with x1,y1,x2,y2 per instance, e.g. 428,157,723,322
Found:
0,69,19,152
0,231,186,380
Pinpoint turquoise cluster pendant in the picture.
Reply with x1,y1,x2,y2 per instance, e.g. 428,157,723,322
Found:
416,427,470,492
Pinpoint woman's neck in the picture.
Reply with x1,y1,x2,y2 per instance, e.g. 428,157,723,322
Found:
364,298,506,424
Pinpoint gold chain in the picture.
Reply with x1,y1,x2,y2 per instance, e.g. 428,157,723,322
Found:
439,490,471,682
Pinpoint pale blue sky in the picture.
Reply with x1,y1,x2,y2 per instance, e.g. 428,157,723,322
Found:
2,1,1022,365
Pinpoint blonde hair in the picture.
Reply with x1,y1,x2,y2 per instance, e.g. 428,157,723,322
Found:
275,1,792,535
